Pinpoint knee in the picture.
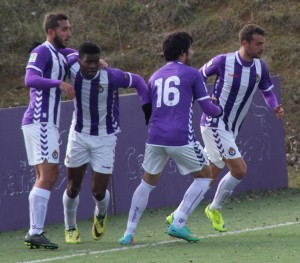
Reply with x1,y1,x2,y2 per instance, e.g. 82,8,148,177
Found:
67,184,81,198
232,163,247,180
92,191,105,201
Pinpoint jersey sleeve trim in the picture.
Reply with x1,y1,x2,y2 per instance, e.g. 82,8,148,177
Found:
197,95,210,101
261,84,274,92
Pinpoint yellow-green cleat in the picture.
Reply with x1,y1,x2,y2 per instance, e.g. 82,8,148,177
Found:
92,212,107,240
205,204,227,232
65,228,81,244
165,212,174,226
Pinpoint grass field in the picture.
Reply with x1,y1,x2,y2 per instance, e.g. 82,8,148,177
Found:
0,188,299,263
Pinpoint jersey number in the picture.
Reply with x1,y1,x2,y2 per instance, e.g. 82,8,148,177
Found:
155,76,180,107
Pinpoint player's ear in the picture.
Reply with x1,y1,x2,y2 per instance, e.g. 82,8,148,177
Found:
241,40,249,48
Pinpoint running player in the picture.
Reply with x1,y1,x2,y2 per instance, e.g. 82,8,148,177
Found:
119,32,223,245
22,12,75,249
199,24,284,232
62,41,151,244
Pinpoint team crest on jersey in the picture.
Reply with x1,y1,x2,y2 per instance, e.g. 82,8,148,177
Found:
29,53,38,63
52,150,59,159
98,85,104,93
255,74,260,82
228,147,236,156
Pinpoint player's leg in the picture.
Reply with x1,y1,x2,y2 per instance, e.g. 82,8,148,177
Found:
201,127,246,231
91,171,111,240
63,129,90,244
22,123,60,249
119,144,168,245
89,133,116,240
165,142,211,242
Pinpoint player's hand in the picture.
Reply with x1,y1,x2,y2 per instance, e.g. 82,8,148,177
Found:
99,59,108,69
142,103,152,125
59,81,75,100
274,104,284,119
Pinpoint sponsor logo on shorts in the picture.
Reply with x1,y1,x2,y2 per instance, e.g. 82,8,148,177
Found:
228,147,236,156
65,155,70,163
52,150,59,159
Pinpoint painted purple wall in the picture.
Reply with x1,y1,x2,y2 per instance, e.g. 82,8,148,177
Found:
0,76,287,232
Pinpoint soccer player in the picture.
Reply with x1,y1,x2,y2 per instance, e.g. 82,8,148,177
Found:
22,12,75,249
199,24,284,232
119,32,223,245
62,41,151,244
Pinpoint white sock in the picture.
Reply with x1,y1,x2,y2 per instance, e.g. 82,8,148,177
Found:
125,180,155,236
63,190,79,230
93,189,110,217
173,178,211,228
28,187,50,235
209,172,241,211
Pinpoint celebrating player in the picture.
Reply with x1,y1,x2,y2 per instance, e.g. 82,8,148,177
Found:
199,24,284,232
63,41,151,244
22,12,75,249
119,32,223,245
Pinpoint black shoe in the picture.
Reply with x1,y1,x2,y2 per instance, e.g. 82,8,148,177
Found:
24,232,58,249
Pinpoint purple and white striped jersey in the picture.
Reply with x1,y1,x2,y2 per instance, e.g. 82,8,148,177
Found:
22,41,68,127
67,53,148,136
147,61,210,146
200,51,274,136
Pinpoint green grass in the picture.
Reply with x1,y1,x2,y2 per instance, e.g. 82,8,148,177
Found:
0,188,299,263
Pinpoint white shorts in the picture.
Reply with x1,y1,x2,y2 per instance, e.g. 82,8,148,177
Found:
22,123,60,165
142,141,209,175
65,129,117,174
201,126,241,169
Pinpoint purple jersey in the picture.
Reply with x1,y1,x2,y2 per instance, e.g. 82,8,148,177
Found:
22,41,68,126
200,51,274,136
67,53,148,135
147,61,210,146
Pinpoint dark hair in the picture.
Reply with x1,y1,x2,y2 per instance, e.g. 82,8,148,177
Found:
163,32,193,61
78,41,100,58
43,12,68,33
239,24,265,43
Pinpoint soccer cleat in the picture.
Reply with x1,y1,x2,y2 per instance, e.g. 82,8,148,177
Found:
92,212,107,240
24,232,58,249
205,204,227,232
65,228,81,244
165,212,174,226
119,234,134,245
167,224,200,242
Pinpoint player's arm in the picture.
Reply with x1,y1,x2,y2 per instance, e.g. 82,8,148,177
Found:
199,54,224,83
25,69,75,99
262,90,284,119
59,47,77,57
109,68,151,124
194,70,222,117
198,98,223,117
129,73,152,125
259,61,284,119
25,68,61,89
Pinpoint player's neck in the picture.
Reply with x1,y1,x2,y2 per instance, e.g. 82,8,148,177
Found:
238,49,253,62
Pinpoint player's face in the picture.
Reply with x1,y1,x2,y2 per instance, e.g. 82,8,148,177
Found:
52,20,72,49
79,53,100,79
184,46,194,65
244,34,265,59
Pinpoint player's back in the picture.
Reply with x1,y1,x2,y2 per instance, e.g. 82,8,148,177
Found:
147,61,204,146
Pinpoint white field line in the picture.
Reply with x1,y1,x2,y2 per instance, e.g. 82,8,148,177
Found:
20,221,299,263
